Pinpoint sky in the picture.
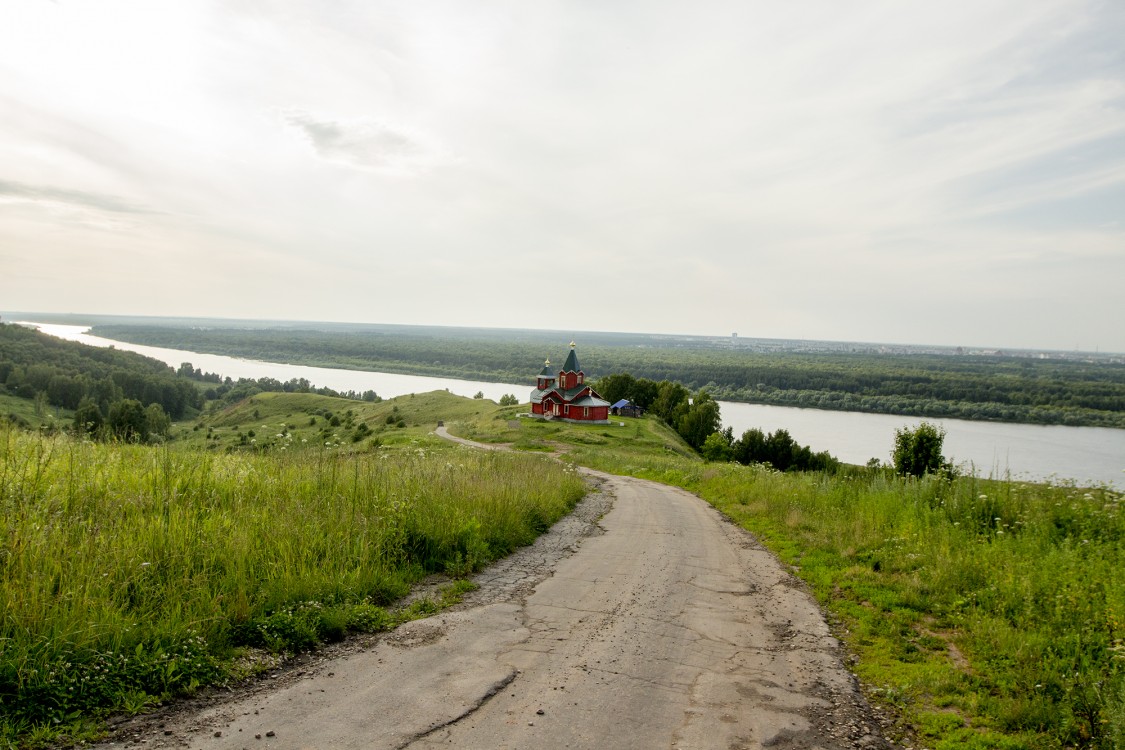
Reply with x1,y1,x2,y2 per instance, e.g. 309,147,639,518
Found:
1,1,1123,352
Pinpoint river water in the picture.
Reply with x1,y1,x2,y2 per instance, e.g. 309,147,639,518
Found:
23,323,1125,488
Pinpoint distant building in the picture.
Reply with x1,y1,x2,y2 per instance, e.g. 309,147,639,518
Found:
610,399,644,418
530,342,610,423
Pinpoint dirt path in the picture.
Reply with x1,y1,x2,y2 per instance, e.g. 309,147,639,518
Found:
98,434,894,749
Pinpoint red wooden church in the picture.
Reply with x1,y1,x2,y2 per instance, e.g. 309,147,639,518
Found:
530,343,611,422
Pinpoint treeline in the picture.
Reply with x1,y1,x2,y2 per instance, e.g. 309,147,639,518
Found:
596,372,839,473
0,325,381,442
0,324,201,420
182,367,381,407
91,325,1125,428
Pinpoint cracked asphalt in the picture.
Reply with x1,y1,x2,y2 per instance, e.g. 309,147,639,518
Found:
98,451,894,749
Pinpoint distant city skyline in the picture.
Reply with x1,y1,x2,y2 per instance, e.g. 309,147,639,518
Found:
2,2,1122,352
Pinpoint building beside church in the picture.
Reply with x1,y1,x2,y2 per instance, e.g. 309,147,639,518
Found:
530,343,611,422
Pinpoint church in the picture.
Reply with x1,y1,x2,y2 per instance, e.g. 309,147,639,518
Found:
530,343,611,422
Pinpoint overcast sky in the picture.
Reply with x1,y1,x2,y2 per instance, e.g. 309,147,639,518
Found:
2,1,1122,351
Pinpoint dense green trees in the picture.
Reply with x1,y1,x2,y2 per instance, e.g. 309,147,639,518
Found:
595,369,839,471
0,324,201,420
108,399,148,442
596,372,659,409
73,397,103,436
701,432,734,462
676,391,722,450
717,427,840,472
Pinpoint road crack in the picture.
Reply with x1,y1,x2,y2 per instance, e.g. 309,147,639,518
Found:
395,667,520,749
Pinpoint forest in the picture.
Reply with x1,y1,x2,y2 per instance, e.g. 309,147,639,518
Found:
90,323,1125,428
0,324,377,441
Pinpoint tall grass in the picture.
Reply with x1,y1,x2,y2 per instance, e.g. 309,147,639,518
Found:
571,445,1125,749
0,426,584,745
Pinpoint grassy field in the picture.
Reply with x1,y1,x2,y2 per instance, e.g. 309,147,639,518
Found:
0,392,70,432
448,411,1125,749
6,387,1123,749
0,391,584,747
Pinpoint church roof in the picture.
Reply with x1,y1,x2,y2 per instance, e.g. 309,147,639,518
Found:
530,384,603,405
561,343,580,373
537,358,554,378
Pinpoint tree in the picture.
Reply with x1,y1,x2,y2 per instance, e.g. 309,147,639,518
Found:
763,429,798,471
701,431,733,462
473,391,485,400
595,373,637,405
108,399,148,442
733,428,767,465
676,391,722,450
498,394,519,406
892,422,947,477
73,397,103,437
145,403,171,439
650,381,690,424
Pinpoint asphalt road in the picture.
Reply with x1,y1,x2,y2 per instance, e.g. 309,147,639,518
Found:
100,450,891,749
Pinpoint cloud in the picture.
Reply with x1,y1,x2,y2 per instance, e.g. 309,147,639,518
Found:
0,178,157,232
1,1,1122,351
282,111,438,173
0,178,153,215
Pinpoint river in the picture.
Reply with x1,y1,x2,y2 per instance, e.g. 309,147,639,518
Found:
22,322,1125,489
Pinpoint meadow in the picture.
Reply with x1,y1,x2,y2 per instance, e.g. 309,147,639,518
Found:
4,382,1123,750
0,397,584,747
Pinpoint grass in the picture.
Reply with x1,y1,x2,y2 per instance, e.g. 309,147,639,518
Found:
450,408,699,461
0,392,70,433
0,393,584,747
7,388,1123,749
694,465,1124,749
460,412,1125,749
177,390,499,453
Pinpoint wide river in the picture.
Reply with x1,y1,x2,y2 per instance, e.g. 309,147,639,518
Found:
25,323,1125,489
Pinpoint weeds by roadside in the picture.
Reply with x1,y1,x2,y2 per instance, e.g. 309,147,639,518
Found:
566,442,1124,749
0,426,581,747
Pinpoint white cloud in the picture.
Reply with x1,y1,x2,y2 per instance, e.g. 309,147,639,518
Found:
281,110,441,173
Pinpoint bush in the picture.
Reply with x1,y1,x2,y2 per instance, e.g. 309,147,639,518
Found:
892,422,949,477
